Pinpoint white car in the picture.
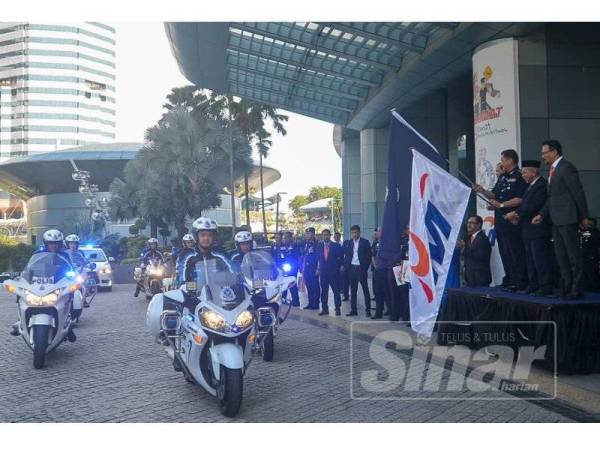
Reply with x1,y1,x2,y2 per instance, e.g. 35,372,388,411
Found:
81,247,115,291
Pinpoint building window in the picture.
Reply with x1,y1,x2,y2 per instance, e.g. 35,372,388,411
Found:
84,92,92,99
99,95,106,102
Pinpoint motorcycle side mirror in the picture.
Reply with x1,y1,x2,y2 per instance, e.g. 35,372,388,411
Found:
108,257,115,262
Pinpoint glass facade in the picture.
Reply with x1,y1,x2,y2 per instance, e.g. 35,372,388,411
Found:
0,22,116,160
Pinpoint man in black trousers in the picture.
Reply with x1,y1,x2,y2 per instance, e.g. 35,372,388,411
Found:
371,227,390,319
474,149,528,291
533,140,590,299
317,229,344,316
458,216,492,288
505,160,554,296
342,225,372,317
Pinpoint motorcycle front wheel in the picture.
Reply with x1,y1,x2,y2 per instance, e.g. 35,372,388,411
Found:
217,366,243,417
32,325,50,369
263,329,274,362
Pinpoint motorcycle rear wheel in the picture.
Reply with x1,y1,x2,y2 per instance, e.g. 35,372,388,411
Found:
32,325,50,369
217,366,243,418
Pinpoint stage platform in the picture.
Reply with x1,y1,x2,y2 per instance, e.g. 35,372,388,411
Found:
437,287,600,375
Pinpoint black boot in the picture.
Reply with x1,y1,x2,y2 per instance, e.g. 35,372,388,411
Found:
134,285,140,298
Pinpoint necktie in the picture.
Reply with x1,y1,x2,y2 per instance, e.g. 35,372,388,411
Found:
324,243,329,261
549,165,555,183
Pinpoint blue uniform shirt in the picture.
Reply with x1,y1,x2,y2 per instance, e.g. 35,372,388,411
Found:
491,167,527,232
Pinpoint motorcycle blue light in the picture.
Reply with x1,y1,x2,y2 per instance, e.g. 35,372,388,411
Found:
282,263,292,272
66,271,76,278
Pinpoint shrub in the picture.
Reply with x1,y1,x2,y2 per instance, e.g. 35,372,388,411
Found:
0,237,36,273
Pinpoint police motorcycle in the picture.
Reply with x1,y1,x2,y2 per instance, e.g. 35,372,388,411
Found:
146,217,256,417
4,252,82,369
134,258,166,300
240,249,296,362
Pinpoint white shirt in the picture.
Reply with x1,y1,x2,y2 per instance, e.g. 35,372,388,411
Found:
469,230,481,243
351,239,360,266
529,176,541,187
552,156,563,169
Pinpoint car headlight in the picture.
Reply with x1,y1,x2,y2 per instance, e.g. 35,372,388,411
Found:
101,268,112,275
24,290,59,306
200,309,227,332
235,310,254,330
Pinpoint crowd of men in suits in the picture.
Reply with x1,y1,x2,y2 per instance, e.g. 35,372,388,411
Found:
271,225,410,320
464,139,598,299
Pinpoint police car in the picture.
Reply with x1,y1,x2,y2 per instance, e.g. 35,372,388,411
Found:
80,246,115,291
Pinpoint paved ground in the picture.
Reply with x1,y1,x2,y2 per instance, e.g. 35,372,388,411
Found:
0,284,597,422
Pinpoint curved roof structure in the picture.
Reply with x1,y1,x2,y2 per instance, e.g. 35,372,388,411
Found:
165,22,539,129
0,143,281,199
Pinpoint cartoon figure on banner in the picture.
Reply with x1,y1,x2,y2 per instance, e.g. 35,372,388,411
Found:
474,66,500,112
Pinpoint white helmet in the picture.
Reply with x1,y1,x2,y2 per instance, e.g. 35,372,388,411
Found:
65,234,80,243
147,238,159,245
192,217,218,233
43,229,64,244
182,233,195,243
234,231,253,244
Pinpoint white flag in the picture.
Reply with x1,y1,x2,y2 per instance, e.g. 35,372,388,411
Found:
409,150,470,337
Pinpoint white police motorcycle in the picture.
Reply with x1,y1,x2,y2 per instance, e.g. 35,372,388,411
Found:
4,252,82,369
146,256,256,417
241,249,296,361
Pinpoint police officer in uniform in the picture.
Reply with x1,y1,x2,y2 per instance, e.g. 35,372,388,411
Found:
371,227,390,319
271,231,300,307
474,149,528,291
301,227,321,310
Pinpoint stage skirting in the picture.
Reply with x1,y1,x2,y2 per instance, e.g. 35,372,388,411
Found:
437,288,600,374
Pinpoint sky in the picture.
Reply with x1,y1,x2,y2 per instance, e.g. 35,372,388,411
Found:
114,23,341,211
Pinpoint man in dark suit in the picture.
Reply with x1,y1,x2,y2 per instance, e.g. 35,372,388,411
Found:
342,225,372,317
316,229,344,316
505,160,554,296
301,227,321,309
533,140,590,299
458,216,492,287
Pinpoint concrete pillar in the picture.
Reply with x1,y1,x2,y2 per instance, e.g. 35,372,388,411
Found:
359,127,389,240
341,132,361,239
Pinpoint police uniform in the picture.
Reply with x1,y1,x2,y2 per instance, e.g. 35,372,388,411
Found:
492,167,528,290
301,230,321,309
271,240,300,306
371,239,391,318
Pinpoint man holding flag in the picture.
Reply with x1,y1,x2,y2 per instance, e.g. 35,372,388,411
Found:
378,111,471,338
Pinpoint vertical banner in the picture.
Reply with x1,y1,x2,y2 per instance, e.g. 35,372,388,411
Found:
409,150,470,338
472,38,521,286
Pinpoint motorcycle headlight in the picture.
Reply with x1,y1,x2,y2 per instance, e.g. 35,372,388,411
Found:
235,310,254,330
24,290,59,306
76,275,85,283
150,268,163,276
200,309,227,332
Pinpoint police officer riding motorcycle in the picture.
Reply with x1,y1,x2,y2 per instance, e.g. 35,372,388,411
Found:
9,229,80,344
134,238,165,298
230,231,253,265
65,234,97,309
146,217,256,417
174,234,197,287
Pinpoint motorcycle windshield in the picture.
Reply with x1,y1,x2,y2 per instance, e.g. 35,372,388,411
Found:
193,258,244,310
241,250,279,285
22,252,73,285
